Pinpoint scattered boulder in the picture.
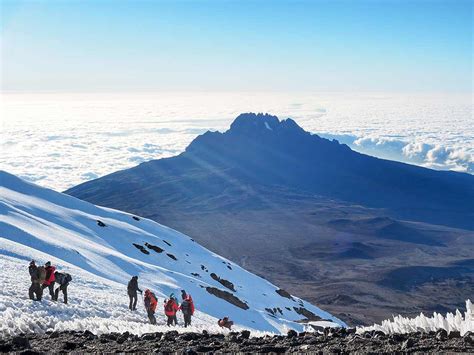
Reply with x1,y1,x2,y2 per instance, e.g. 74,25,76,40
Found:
436,329,448,341
63,341,77,350
448,330,461,339
464,331,474,345
191,272,200,277
97,220,106,227
132,216,140,221
240,330,251,339
401,338,414,350
12,336,30,349
163,331,179,341
287,330,298,338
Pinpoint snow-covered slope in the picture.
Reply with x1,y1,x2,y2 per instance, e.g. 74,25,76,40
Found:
0,171,345,336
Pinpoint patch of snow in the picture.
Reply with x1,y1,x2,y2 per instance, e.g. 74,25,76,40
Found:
264,122,273,131
357,300,473,336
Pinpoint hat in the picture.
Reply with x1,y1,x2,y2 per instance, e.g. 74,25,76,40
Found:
30,260,36,266
45,261,51,267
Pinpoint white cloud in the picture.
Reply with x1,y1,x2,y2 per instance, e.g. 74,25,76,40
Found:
0,92,472,191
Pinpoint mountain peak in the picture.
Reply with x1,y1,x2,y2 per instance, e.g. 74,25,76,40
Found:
229,113,304,136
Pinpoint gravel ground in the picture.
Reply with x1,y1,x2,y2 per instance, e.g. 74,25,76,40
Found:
1,328,473,354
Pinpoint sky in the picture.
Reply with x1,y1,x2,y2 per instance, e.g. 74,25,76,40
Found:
1,0,472,93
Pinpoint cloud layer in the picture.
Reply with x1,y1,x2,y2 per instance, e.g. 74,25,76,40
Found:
1,92,472,191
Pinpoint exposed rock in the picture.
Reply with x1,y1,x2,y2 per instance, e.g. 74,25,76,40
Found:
210,272,236,292
448,330,461,339
293,306,323,321
401,338,414,350
2,329,472,353
166,253,177,260
132,216,140,221
287,330,298,338
265,307,275,315
239,330,251,339
96,220,106,227
163,240,172,246
205,286,249,310
12,336,30,349
275,288,293,300
436,329,448,341
144,242,164,253
132,243,150,254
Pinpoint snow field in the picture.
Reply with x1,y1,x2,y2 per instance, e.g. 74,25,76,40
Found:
0,242,268,338
0,171,345,335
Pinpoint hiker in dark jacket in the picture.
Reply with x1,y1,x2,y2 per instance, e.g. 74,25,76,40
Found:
54,271,71,304
179,294,195,327
41,261,56,300
127,276,142,311
28,260,43,301
181,289,187,301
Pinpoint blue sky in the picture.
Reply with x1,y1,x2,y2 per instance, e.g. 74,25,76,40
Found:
1,0,472,92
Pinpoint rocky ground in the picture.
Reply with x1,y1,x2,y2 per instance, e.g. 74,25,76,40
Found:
1,328,473,354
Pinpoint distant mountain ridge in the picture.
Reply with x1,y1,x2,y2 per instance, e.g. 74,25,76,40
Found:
68,113,474,230
66,113,474,325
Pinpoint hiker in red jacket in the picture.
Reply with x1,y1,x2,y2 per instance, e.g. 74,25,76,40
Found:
144,289,158,325
179,294,195,327
41,261,56,300
164,297,179,326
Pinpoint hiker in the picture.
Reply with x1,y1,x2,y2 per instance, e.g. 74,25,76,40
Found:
41,261,56,300
127,276,142,311
181,289,187,300
144,289,158,325
164,296,179,326
53,271,72,304
218,317,234,330
180,294,195,327
170,293,179,305
28,260,44,301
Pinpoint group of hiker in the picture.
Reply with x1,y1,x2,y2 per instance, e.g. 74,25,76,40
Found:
28,260,71,304
128,276,196,327
128,276,234,330
27,262,234,329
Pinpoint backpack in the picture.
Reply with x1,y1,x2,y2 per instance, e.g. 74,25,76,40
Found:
165,300,175,313
181,300,190,314
37,266,47,284
64,273,72,284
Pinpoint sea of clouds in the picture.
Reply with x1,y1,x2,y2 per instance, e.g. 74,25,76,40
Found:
1,92,472,191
